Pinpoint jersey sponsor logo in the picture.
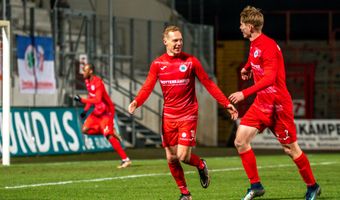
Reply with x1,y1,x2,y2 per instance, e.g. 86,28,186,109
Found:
160,66,167,70
250,62,261,70
91,85,95,90
257,86,277,94
160,79,190,86
179,64,188,72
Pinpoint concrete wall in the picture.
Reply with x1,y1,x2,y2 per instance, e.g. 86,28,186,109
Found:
7,0,219,146
94,0,172,21
62,0,172,21
7,75,60,106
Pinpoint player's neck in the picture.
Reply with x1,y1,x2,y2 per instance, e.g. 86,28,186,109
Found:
87,75,94,81
166,51,180,57
249,31,262,42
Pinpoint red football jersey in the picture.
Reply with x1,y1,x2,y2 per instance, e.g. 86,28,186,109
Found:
242,34,293,113
81,75,115,116
135,52,230,120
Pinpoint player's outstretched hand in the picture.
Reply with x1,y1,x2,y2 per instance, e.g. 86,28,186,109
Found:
226,104,238,120
128,100,138,114
241,68,252,80
80,111,87,119
74,95,82,103
229,91,244,104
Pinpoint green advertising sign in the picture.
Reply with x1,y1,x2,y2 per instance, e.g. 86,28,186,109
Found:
0,107,115,156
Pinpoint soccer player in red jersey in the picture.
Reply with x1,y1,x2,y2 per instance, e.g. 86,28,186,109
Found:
128,25,238,200
74,63,131,169
229,6,320,200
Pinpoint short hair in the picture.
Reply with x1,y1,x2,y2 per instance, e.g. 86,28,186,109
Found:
84,63,95,73
240,6,264,31
163,25,181,39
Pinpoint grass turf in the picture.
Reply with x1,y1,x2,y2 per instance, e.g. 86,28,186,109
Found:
1,153,339,199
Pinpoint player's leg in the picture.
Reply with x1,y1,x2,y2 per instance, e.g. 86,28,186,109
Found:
106,133,131,168
163,120,191,199
101,115,131,168
236,106,266,199
235,125,265,200
165,146,191,199
177,144,210,189
281,142,320,200
176,120,210,189
274,110,320,200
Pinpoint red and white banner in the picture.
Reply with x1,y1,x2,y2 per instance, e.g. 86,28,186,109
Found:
16,35,56,94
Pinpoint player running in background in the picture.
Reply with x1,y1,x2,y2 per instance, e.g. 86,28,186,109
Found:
228,6,321,200
74,63,131,169
128,25,238,200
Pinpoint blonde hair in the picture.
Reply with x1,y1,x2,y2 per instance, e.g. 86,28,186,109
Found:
240,6,264,31
163,25,181,39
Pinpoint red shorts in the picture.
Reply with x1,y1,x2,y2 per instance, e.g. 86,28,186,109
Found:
83,112,114,137
240,103,297,144
162,119,197,147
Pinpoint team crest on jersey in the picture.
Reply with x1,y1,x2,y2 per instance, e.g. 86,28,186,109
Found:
254,50,259,58
181,132,187,138
179,64,188,72
91,85,95,90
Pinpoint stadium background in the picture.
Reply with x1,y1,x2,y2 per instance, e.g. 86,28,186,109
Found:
0,1,340,199
0,0,339,162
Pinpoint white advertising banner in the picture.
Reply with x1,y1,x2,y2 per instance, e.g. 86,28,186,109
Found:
247,119,340,150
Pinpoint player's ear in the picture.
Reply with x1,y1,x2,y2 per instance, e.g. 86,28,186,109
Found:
249,24,255,33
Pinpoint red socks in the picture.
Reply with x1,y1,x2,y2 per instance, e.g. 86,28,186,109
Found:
188,154,205,169
239,149,316,186
168,161,189,195
167,153,204,194
108,136,128,160
294,152,316,186
239,149,260,184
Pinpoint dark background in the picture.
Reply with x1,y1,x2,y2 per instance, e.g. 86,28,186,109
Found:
175,0,340,40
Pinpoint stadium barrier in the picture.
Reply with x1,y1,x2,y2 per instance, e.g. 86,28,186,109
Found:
0,107,121,157
238,119,340,150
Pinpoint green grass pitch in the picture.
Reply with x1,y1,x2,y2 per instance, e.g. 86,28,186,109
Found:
1,153,339,199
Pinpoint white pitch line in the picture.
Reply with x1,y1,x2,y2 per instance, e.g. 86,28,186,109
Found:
3,161,338,190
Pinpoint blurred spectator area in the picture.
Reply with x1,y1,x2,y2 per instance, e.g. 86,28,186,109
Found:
5,1,339,119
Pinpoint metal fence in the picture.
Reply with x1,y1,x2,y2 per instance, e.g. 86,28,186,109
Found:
53,8,215,79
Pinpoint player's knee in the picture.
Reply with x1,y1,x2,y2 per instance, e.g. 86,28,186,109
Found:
105,134,112,140
178,155,187,163
234,139,246,149
282,145,293,157
81,127,88,134
166,155,178,163
177,153,190,163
